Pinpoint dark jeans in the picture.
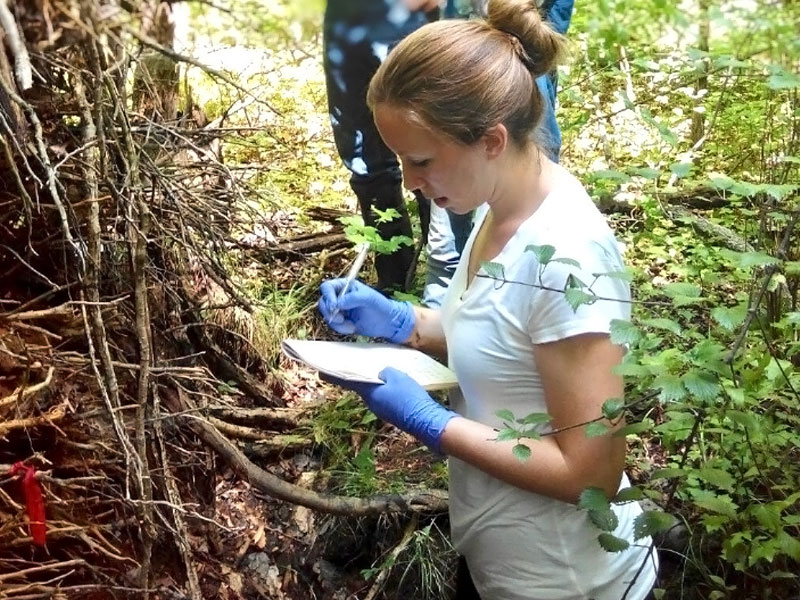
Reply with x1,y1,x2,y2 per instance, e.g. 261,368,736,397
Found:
454,556,482,600
323,2,434,290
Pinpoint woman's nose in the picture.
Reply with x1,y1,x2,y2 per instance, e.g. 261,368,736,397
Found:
402,165,423,193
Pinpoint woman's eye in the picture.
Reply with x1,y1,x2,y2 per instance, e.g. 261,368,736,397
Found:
411,159,430,168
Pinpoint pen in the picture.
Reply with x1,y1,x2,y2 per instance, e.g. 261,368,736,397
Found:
338,242,370,301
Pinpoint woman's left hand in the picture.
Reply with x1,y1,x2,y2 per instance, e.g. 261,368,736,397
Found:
328,367,457,454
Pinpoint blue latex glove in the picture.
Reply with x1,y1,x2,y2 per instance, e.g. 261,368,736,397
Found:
328,367,458,454
318,279,415,344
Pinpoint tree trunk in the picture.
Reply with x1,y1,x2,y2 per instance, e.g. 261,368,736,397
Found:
691,0,710,144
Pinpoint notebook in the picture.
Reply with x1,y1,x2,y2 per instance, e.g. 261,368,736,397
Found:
281,339,459,392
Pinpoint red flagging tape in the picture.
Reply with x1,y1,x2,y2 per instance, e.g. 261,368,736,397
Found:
9,462,47,546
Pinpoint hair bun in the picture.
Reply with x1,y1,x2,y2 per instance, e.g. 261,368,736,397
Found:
486,0,564,77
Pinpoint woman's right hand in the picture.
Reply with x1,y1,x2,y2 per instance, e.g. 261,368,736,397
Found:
318,279,416,344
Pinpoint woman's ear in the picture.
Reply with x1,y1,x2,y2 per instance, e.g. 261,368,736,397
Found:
482,123,508,160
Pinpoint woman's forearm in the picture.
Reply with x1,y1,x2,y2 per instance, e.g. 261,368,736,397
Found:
405,306,448,360
440,416,626,503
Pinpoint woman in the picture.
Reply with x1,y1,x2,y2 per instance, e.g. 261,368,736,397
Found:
318,1,658,598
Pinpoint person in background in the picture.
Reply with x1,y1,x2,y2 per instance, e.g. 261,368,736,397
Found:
323,0,573,303
318,0,659,598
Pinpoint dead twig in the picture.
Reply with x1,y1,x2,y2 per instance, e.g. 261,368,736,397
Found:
0,401,68,437
165,387,449,516
0,366,54,409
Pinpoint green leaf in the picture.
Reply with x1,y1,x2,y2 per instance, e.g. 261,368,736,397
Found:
601,398,625,420
785,261,800,275
708,173,735,190
613,487,644,503
517,412,551,426
725,409,758,430
641,317,683,336
778,531,800,561
360,412,378,425
629,167,661,180
703,515,730,533
495,409,516,424
613,362,651,377
713,55,750,69
697,467,735,492
662,282,702,299
495,428,518,442
589,507,619,532
564,288,596,312
578,487,611,512
694,494,738,517
633,510,675,541
609,319,640,345
762,184,798,201
682,370,720,402
353,447,375,471
736,251,780,270
651,467,688,480
766,571,800,580
593,269,633,281
525,244,556,264
597,533,630,552
752,503,782,531
585,422,611,438
481,261,505,279
512,444,531,462
372,206,403,224
768,72,800,90
733,181,763,197
551,257,582,268
669,162,693,178
613,419,655,437
711,304,748,331
592,169,632,182
653,374,686,402
640,111,679,148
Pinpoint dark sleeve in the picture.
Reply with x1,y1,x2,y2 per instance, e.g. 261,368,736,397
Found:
542,0,574,35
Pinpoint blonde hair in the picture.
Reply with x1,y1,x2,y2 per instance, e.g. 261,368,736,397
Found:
367,0,566,148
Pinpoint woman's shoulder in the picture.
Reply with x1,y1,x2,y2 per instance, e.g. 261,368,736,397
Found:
530,172,616,246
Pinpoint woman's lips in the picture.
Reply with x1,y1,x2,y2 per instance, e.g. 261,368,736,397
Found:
433,197,448,208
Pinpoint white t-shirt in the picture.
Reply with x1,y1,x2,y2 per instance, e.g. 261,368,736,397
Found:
440,170,658,600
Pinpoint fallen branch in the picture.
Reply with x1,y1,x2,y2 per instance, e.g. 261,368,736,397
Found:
0,559,85,583
0,401,68,437
165,388,448,516
266,232,349,257
206,416,306,444
207,405,311,429
0,366,54,409
1,304,75,323
670,206,754,252
236,437,313,458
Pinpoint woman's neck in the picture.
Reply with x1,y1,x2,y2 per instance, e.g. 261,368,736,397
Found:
487,147,556,227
